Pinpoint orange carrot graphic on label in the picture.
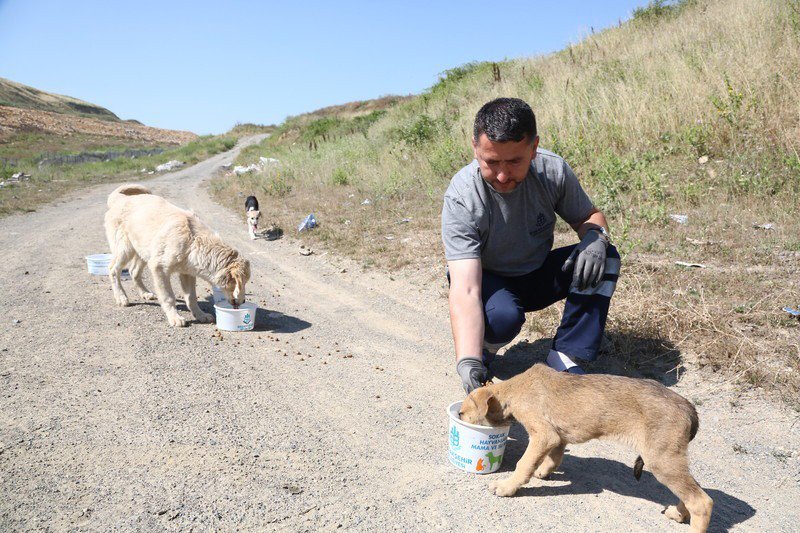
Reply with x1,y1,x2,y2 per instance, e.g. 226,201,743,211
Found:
476,458,485,471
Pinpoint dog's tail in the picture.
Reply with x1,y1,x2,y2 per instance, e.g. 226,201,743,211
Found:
689,404,699,442
107,183,151,207
633,405,699,481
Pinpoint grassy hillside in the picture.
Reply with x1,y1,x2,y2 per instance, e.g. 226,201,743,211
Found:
0,134,236,216
212,0,799,402
0,77,120,121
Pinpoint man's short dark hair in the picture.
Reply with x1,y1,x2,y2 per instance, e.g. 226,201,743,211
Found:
473,98,537,143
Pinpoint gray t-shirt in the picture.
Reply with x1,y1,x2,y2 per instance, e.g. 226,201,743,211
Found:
441,148,594,276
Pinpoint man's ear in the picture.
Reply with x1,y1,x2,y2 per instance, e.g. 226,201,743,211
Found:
472,136,479,159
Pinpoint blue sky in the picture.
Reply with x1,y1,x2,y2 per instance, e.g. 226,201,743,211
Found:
0,0,649,134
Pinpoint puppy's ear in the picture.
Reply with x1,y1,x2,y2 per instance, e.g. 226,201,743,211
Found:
472,387,500,418
472,386,503,421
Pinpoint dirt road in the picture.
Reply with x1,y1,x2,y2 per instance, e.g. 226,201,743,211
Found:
1,136,797,531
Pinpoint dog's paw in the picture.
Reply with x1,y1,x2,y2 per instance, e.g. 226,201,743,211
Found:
195,312,214,323
533,467,552,480
168,315,187,327
140,292,157,301
116,295,130,307
663,505,689,524
489,479,519,497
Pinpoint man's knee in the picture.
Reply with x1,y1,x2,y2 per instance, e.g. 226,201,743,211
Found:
485,304,525,344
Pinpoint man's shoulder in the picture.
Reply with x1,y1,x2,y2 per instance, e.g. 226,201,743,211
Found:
533,148,569,183
445,160,481,199
535,148,567,168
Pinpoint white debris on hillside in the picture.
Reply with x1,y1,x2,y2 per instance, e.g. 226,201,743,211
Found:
233,164,260,175
0,172,32,188
155,160,184,172
231,156,280,176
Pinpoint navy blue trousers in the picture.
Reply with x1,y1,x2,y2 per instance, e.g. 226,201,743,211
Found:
481,244,620,362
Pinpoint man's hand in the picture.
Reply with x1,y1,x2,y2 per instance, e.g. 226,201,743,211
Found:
562,229,607,291
457,357,490,394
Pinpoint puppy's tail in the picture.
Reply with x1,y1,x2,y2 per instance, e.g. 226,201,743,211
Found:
689,404,699,441
107,183,151,207
633,456,644,481
633,405,699,481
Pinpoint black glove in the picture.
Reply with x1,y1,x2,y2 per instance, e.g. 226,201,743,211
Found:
562,229,608,291
457,357,489,394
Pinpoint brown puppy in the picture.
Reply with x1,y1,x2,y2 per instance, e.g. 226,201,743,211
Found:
460,364,713,533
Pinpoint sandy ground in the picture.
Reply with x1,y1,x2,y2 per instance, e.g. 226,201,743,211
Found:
1,136,798,532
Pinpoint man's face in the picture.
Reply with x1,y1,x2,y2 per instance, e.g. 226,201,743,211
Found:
472,133,539,193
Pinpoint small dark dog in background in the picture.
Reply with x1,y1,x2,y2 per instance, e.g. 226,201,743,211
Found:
245,196,260,239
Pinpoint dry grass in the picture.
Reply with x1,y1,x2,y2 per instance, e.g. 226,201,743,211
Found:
211,0,800,404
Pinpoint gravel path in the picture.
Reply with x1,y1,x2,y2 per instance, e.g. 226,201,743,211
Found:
1,136,797,532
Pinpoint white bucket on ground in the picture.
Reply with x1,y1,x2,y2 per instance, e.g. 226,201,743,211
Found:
447,401,511,474
86,253,112,275
214,301,257,331
86,254,130,279
211,286,227,304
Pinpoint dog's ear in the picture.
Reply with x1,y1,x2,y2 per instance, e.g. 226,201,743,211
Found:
474,383,506,423
485,391,505,424
472,386,503,421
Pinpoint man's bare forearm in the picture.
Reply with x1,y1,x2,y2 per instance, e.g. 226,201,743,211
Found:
449,286,484,361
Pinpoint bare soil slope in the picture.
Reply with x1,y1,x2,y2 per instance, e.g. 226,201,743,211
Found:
0,106,197,145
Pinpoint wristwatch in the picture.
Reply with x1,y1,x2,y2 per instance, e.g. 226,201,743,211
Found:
588,226,612,246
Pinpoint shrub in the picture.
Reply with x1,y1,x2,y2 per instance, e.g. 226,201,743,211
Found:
351,111,387,137
428,135,469,179
428,62,486,94
331,167,349,186
397,115,439,147
262,168,293,197
302,117,345,142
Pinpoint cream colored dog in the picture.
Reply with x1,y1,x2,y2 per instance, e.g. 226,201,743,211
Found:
104,184,251,327
460,364,713,533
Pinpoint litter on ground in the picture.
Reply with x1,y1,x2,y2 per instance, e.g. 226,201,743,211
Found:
298,214,317,232
675,261,706,268
782,306,800,317
155,160,184,172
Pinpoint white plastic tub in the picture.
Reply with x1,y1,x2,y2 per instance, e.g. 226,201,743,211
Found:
86,254,130,279
447,401,511,474
86,253,112,275
214,301,257,331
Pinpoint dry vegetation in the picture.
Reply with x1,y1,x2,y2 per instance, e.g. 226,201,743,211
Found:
216,0,799,403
